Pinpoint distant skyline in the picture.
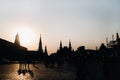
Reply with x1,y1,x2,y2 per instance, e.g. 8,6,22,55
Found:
0,0,120,54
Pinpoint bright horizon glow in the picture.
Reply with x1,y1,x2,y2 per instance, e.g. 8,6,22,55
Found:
0,0,120,54
15,27,37,50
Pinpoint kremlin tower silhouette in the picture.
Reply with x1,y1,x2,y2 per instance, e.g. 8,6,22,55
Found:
14,33,27,51
14,33,20,46
38,35,43,55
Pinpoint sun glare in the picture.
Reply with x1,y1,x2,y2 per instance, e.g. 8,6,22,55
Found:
16,27,36,48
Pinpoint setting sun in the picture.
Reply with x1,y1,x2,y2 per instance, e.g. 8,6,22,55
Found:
16,27,36,48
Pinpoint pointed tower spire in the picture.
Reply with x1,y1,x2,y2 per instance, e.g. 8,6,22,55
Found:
116,33,119,41
59,41,62,50
69,40,72,51
99,43,107,51
38,34,43,54
44,45,48,55
14,33,20,46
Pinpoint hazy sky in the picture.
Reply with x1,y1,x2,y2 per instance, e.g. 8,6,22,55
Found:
0,0,120,54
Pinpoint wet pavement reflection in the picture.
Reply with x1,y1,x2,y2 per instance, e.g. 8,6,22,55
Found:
0,63,76,80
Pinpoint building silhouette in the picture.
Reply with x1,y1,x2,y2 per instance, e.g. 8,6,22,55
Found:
44,45,48,55
59,41,62,50
0,33,27,62
14,33,20,46
107,33,120,48
105,33,120,56
1,31,120,80
69,40,72,51
38,34,43,54
56,40,74,63
58,40,72,52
